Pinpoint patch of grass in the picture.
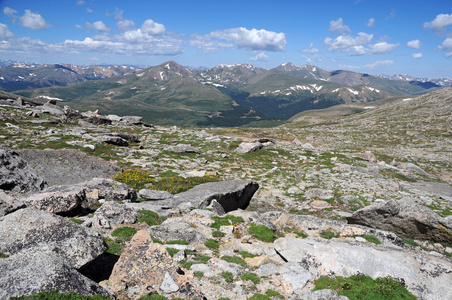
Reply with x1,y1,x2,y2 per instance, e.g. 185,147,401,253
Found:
204,238,219,249
241,272,261,284
137,210,166,225
212,230,226,237
320,230,339,240
166,248,180,257
248,224,276,243
0,252,9,258
211,215,244,229
181,261,196,270
195,254,211,263
238,251,257,258
159,170,179,177
362,234,381,245
10,291,111,299
265,289,284,299
402,238,419,247
221,271,234,283
70,217,83,225
194,271,204,278
313,275,416,300
104,237,122,256
221,255,247,267
111,226,137,237
151,175,222,194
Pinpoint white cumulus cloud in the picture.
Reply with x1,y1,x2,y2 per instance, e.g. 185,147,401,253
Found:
324,32,373,54
329,18,351,33
407,39,421,49
412,53,423,58
0,23,14,39
210,27,287,52
3,7,18,22
250,52,269,61
436,37,452,51
302,42,319,53
85,21,110,31
19,10,51,30
424,13,452,32
189,34,233,52
369,41,399,54
117,20,135,32
141,19,166,35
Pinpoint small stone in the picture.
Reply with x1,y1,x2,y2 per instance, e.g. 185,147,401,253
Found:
244,255,270,268
160,272,179,294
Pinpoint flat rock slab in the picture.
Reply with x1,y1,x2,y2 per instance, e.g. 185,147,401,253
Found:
0,251,111,299
18,149,121,186
0,208,107,269
171,179,259,212
274,237,452,300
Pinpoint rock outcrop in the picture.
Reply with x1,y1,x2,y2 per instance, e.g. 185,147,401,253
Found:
0,149,46,193
347,198,452,243
171,179,259,212
0,208,107,269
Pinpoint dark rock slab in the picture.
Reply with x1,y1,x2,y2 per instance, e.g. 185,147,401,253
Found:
0,149,46,193
347,198,452,243
171,180,259,212
0,208,107,269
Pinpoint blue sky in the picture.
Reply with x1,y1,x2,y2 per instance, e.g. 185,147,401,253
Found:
0,0,451,78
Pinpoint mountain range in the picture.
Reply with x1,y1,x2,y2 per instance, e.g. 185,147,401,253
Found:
7,60,449,127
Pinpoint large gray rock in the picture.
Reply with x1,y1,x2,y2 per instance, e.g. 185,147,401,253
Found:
0,251,111,299
97,135,129,146
83,178,137,203
235,141,263,154
274,237,452,300
0,149,46,193
166,144,199,153
122,115,142,125
20,184,86,214
42,102,64,116
147,217,206,243
17,149,121,186
347,199,452,243
0,191,25,217
139,189,173,201
91,201,138,229
0,208,107,269
63,105,82,119
171,180,259,212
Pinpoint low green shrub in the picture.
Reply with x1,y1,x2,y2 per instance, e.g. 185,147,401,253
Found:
249,294,269,300
241,272,260,284
104,237,122,256
265,289,284,299
363,234,381,245
313,274,416,300
138,210,166,225
111,226,137,237
238,250,256,258
221,271,234,283
248,224,276,243
320,230,339,240
0,252,9,258
205,239,219,249
212,230,226,237
221,255,246,267
165,240,189,245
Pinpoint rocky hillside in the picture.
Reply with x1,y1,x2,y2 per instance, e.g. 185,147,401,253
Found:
0,89,451,299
